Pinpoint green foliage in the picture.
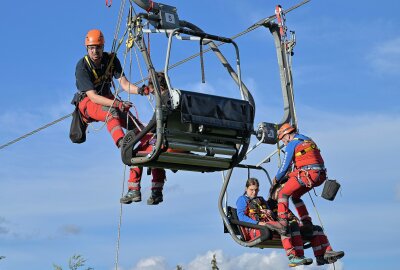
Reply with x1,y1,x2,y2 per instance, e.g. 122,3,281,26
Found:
53,254,93,270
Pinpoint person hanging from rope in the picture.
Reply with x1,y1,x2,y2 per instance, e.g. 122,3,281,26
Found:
236,178,313,267
271,123,345,263
119,72,170,205
73,29,166,205
270,183,345,265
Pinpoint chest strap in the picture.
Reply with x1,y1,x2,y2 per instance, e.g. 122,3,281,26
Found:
84,53,116,86
293,138,320,157
295,143,319,157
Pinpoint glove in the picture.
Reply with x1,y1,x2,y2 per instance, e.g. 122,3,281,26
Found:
114,100,132,112
137,84,150,96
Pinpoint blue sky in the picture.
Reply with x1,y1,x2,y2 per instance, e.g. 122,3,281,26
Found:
1,0,399,269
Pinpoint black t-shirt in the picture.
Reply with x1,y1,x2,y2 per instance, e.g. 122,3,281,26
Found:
75,52,124,97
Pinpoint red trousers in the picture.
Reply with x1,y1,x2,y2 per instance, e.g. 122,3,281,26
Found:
278,169,326,222
79,97,166,188
128,166,165,192
282,224,304,257
79,96,137,145
308,225,333,256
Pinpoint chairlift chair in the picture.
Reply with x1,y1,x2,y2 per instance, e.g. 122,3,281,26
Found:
121,2,255,172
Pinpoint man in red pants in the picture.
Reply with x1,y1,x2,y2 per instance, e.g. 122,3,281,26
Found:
272,123,344,262
73,29,165,205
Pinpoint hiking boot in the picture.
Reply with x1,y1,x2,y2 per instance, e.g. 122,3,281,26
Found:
304,257,313,265
120,190,141,204
316,256,329,265
288,255,310,267
147,190,163,205
324,250,345,263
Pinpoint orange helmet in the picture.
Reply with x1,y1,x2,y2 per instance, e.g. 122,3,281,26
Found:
85,29,105,46
277,123,296,140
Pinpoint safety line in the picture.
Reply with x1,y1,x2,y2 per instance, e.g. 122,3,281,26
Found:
308,191,324,230
0,113,72,150
114,164,127,270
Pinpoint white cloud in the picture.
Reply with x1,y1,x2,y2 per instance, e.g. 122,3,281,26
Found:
186,250,287,270
125,250,344,270
367,37,400,74
130,256,168,270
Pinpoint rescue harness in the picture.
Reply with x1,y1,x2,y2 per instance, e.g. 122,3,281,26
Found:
84,52,116,89
292,138,325,188
293,138,320,157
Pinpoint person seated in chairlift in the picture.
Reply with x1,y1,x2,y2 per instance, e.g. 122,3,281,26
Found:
120,71,187,205
119,71,171,205
236,178,313,267
236,178,345,267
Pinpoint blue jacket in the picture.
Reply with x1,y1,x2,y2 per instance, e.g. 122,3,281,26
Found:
236,195,258,224
275,133,312,182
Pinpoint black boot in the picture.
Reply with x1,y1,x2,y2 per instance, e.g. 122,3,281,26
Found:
316,256,328,265
324,250,345,263
120,190,141,204
147,190,163,205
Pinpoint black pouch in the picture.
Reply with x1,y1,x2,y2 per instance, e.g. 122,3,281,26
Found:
69,107,87,144
321,179,341,201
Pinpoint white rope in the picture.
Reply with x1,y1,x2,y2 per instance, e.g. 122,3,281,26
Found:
114,164,127,270
112,0,127,52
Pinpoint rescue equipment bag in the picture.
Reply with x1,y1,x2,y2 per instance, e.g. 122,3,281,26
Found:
321,179,341,201
69,107,87,144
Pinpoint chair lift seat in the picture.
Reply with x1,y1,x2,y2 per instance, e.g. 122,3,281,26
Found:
226,206,283,249
121,90,254,172
225,206,312,249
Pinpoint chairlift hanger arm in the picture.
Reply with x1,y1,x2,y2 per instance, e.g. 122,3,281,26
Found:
218,166,274,248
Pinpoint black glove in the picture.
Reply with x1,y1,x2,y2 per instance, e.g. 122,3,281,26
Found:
114,100,132,112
